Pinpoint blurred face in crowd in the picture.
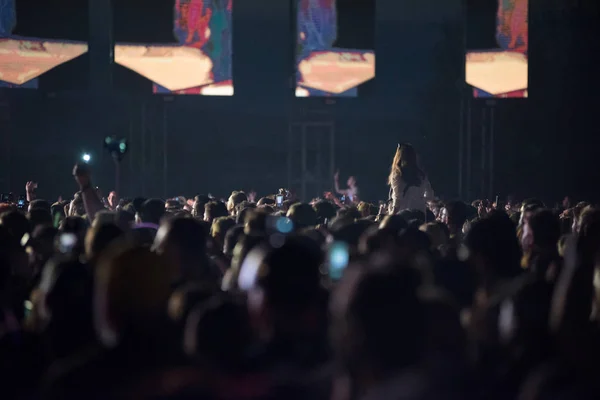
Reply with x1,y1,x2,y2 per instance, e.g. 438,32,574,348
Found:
227,195,236,215
108,191,118,209
519,202,543,227
438,207,448,224
192,199,203,218
521,220,533,253
69,198,85,217
520,210,533,227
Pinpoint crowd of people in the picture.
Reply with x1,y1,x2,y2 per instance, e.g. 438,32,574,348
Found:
1,145,600,399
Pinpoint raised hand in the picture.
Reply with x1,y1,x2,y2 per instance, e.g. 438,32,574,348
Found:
25,181,37,192
25,181,38,202
72,163,91,190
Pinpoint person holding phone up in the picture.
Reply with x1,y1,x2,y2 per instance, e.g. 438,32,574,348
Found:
334,170,359,205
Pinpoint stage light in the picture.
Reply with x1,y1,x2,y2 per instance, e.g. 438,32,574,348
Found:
103,136,128,161
82,153,91,163
103,136,128,197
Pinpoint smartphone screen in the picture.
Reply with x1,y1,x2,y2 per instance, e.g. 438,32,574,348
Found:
328,241,350,281
58,233,77,254
276,195,284,207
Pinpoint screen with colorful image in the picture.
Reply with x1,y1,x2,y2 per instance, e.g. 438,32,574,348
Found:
295,0,375,97
466,0,528,98
0,0,35,89
114,0,233,96
0,0,88,90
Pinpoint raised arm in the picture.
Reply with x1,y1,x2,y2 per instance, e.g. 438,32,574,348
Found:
25,181,38,202
324,192,344,209
333,170,348,196
72,164,105,221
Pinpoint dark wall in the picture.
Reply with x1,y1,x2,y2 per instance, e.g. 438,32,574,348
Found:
2,0,597,203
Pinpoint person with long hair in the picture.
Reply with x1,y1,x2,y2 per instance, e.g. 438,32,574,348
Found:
387,143,434,214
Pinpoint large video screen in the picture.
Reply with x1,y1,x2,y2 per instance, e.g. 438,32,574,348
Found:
0,0,34,89
295,0,375,98
0,0,89,90
0,0,91,91
115,0,233,96
466,0,528,98
0,39,88,90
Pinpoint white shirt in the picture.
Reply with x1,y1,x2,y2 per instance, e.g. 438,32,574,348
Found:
389,175,434,213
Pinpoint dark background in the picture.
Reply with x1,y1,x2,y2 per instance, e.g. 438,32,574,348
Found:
333,0,376,96
466,0,498,50
1,0,599,205
335,0,375,50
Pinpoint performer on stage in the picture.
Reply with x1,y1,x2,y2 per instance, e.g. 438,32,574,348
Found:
387,143,434,214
